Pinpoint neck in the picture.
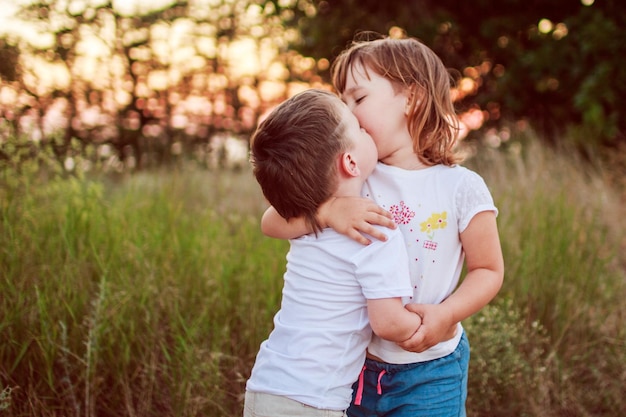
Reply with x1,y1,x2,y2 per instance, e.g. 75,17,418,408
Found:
382,151,429,170
334,177,366,198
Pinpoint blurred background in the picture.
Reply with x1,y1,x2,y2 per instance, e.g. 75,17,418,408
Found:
1,0,624,173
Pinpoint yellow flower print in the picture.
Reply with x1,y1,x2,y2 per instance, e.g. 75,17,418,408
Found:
420,211,448,239
420,219,433,234
432,212,448,229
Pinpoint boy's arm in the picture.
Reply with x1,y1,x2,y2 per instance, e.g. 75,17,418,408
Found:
367,298,422,342
398,211,504,352
261,197,396,244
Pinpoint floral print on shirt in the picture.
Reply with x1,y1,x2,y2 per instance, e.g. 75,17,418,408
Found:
420,211,448,250
389,201,415,225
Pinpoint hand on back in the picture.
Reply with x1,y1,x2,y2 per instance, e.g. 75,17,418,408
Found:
319,196,396,245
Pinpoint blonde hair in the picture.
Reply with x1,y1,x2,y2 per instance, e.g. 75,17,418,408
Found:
331,34,462,166
250,89,349,233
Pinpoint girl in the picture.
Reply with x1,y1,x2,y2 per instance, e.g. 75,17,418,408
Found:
262,34,504,416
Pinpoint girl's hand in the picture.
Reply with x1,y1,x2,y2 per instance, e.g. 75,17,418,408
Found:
396,303,458,353
319,197,396,245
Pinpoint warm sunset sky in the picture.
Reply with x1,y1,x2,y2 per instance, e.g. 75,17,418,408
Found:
0,0,181,38
0,0,22,36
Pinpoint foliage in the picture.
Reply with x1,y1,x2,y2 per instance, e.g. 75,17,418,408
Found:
0,0,301,170
464,135,626,416
289,0,626,145
1,134,625,416
464,299,549,416
2,0,624,171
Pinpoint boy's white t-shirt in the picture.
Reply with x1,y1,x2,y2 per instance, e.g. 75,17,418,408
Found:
246,226,413,410
364,162,498,364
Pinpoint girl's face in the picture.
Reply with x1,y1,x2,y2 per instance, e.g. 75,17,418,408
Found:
340,62,411,161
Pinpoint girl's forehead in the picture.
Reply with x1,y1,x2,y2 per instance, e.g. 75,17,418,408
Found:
344,65,372,91
348,61,372,81
346,63,392,91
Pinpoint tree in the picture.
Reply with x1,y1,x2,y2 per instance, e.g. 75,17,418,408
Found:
285,0,626,145
0,0,318,172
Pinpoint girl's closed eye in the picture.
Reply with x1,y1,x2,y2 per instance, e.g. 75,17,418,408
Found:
355,96,365,104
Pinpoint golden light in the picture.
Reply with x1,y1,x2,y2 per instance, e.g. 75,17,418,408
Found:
112,0,178,17
0,85,18,106
115,90,132,106
389,26,406,39
459,77,477,95
147,70,168,91
0,0,332,153
258,80,286,102
196,36,217,58
553,23,568,40
208,73,229,93
238,85,260,109
227,37,260,78
538,19,553,34
266,61,289,80
287,82,311,97
317,58,329,71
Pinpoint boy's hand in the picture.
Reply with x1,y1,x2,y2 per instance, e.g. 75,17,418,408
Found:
396,303,458,352
318,197,395,245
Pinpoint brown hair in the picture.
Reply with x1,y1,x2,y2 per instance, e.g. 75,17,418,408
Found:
331,33,461,166
250,89,350,234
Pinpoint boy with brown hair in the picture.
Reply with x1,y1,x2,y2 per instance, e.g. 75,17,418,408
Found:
244,89,422,416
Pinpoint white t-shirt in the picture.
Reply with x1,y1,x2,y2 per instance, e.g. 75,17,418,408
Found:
246,226,413,410
364,162,498,364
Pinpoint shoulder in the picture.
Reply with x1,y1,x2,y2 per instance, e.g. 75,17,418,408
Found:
357,225,405,252
450,166,497,229
438,164,480,179
435,165,490,192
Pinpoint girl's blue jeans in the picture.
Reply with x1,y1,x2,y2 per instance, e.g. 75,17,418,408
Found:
347,331,469,417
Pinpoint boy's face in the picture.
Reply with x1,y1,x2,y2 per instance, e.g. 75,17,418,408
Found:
338,102,377,178
340,62,411,161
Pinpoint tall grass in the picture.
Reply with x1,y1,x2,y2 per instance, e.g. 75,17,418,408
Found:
464,137,626,416
1,167,285,416
1,137,625,416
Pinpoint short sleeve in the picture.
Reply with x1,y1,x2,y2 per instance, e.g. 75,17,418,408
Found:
352,227,413,300
455,170,498,233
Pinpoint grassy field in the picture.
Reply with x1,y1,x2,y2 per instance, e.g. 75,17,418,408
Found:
1,137,625,416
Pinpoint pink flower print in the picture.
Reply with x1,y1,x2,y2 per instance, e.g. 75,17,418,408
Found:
389,201,415,225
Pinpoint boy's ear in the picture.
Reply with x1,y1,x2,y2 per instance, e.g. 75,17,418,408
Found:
339,152,360,177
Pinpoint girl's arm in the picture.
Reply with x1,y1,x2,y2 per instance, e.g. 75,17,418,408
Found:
261,196,396,245
367,298,422,342
261,206,310,239
398,211,504,352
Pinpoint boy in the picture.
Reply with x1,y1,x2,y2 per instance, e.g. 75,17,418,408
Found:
244,89,423,416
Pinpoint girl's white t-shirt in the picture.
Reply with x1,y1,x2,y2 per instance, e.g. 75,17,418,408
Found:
364,162,498,364
246,226,413,410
